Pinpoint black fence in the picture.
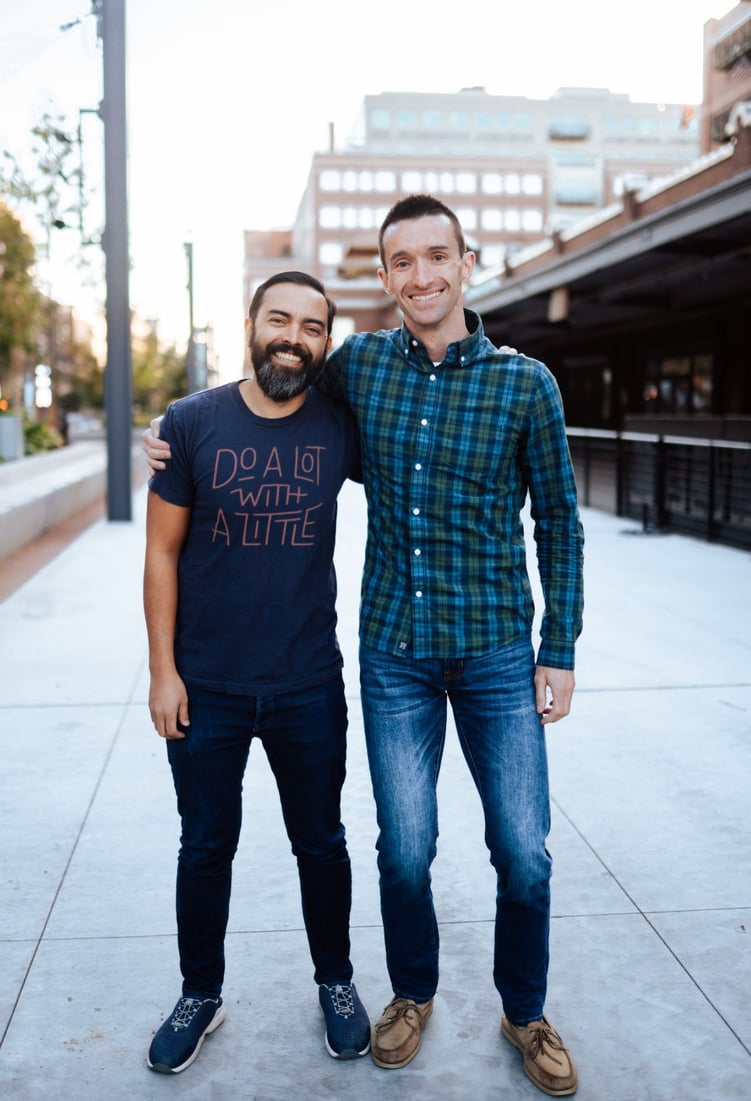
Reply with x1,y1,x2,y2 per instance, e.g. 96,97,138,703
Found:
566,429,751,551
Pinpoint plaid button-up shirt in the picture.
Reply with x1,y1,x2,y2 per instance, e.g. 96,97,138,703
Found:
321,310,584,668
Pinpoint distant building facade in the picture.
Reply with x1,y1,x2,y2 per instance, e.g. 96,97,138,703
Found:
701,1,751,150
244,86,700,328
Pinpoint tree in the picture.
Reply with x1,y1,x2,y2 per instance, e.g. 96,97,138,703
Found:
0,111,84,252
132,331,186,420
0,203,40,407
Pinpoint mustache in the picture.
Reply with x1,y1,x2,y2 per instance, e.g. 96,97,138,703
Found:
266,341,312,367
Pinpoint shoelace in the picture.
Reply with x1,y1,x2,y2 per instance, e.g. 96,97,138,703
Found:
375,998,417,1032
524,1020,566,1061
170,997,203,1030
324,983,355,1018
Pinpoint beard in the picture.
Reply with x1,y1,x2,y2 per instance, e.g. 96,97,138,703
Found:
250,337,326,403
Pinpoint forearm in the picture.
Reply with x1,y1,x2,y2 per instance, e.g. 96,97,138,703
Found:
143,546,179,675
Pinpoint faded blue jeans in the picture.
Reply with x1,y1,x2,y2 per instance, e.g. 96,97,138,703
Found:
166,674,353,998
359,636,552,1025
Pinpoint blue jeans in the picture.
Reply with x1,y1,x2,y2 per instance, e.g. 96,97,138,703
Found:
359,637,552,1025
166,674,353,997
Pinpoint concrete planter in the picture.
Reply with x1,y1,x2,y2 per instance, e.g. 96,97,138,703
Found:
0,415,24,461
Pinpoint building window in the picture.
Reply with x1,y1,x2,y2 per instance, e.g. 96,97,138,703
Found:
402,171,422,191
643,354,713,415
480,243,505,268
555,182,598,204
370,109,390,130
476,111,494,129
456,172,476,193
398,109,417,128
359,171,374,191
319,206,341,228
504,173,521,194
342,206,358,228
448,110,468,130
522,174,543,195
505,209,521,231
548,116,589,140
522,209,543,232
319,242,343,265
375,171,396,191
320,170,340,191
423,110,442,129
457,207,477,229
358,207,376,229
481,172,503,195
512,113,531,132
481,209,502,230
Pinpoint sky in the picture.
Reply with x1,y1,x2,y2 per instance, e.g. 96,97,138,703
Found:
0,0,731,380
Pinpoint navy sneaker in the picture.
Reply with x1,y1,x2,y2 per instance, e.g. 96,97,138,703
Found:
147,995,226,1073
318,981,371,1059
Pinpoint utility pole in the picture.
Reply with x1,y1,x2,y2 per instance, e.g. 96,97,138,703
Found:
97,0,133,521
184,240,198,394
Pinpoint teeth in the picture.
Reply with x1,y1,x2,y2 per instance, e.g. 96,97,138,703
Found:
276,352,301,364
413,291,441,303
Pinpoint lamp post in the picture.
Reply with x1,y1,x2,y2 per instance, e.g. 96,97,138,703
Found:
98,0,133,521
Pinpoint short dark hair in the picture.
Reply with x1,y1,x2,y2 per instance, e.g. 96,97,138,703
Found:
378,194,467,267
248,271,337,335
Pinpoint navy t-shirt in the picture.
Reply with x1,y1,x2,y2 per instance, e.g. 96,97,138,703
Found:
149,380,361,695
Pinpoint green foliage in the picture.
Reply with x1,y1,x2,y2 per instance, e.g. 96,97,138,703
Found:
0,112,83,243
132,335,186,419
0,203,40,377
23,417,63,455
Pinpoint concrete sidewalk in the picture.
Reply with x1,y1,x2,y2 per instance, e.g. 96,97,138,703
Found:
0,481,749,1100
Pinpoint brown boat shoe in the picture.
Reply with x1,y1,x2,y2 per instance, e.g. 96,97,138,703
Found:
371,996,434,1069
501,1015,577,1096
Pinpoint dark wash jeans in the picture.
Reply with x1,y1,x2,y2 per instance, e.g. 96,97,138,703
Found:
359,636,552,1025
166,674,353,997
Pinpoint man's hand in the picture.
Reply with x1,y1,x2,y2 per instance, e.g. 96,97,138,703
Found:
534,665,575,724
142,415,170,473
148,669,190,739
498,344,518,354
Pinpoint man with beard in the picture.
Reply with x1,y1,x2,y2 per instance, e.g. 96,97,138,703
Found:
143,271,369,1074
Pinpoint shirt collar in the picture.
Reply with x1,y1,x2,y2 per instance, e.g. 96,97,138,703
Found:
398,309,485,369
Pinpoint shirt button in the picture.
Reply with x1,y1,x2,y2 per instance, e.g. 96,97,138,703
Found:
416,590,423,599
413,508,420,515
414,548,421,556
412,339,419,347
429,374,436,381
460,356,465,363
420,418,428,426
415,463,422,471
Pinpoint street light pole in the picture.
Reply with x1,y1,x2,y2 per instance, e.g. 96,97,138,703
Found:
99,0,133,521
184,240,198,393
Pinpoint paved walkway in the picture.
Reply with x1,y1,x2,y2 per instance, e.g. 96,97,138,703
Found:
1,480,750,1100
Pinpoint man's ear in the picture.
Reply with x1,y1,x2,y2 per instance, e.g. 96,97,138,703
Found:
462,250,476,284
244,317,253,347
377,266,391,295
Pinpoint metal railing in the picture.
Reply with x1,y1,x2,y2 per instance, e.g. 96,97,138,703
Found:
566,428,751,550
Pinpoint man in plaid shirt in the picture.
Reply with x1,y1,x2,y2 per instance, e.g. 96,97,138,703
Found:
320,194,583,1096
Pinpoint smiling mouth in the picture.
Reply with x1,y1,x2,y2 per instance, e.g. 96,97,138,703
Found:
272,350,303,366
411,290,442,304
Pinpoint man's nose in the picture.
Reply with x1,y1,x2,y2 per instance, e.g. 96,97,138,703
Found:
412,258,432,285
